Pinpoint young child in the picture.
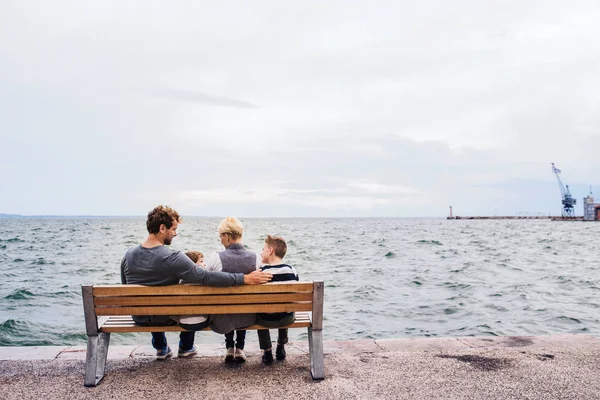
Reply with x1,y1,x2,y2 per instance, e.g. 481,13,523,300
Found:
256,235,299,364
178,251,208,329
185,251,205,267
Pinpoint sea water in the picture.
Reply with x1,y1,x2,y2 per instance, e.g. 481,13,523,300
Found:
1,217,599,346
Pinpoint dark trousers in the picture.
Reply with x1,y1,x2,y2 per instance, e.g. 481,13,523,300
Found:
256,313,295,350
257,328,289,350
224,330,246,349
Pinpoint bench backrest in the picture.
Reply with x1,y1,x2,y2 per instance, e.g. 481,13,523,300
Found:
82,281,323,335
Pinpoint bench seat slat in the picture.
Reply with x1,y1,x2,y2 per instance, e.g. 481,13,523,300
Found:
101,315,305,323
99,316,312,327
93,283,314,297
100,315,312,326
95,303,313,316
98,312,312,332
94,293,313,306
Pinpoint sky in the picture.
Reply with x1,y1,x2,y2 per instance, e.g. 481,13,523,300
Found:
1,0,600,217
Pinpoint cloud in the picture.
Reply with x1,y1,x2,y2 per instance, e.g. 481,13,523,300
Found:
146,87,258,109
177,179,425,212
345,182,421,195
2,1,600,216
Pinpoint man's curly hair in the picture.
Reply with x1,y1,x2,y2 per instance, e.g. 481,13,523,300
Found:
146,205,181,234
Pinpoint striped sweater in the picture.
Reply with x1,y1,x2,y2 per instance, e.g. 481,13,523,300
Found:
260,263,299,321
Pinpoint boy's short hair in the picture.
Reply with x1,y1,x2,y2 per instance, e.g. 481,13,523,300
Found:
217,216,243,239
146,205,181,234
185,251,204,263
265,235,287,258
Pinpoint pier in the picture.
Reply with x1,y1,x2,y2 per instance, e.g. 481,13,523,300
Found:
446,215,579,220
1,335,599,399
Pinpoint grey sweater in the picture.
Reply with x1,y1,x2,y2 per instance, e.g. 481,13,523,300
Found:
121,245,245,287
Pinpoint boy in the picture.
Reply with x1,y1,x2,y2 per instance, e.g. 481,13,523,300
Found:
256,235,299,364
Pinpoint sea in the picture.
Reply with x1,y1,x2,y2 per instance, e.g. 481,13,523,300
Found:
1,217,599,347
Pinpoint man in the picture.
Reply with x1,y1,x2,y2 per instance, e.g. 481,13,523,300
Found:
120,205,272,360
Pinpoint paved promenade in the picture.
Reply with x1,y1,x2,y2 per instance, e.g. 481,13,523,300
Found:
1,334,600,399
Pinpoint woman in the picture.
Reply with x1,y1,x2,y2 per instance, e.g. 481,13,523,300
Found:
205,216,262,362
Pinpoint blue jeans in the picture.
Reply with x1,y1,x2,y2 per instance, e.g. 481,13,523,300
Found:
151,332,195,351
134,316,209,351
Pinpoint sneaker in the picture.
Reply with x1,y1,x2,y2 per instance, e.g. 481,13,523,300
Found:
262,349,273,365
234,348,247,363
178,344,198,358
156,346,173,360
225,347,235,363
276,344,286,361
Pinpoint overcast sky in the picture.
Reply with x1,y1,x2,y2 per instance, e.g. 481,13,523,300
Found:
1,1,600,217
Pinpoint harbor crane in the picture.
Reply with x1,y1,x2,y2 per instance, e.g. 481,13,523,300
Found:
551,163,577,217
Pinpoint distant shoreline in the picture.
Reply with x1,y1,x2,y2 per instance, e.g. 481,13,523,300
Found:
0,214,140,219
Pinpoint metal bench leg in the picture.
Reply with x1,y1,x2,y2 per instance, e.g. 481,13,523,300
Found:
84,335,99,387
308,327,324,380
95,332,110,384
84,333,110,387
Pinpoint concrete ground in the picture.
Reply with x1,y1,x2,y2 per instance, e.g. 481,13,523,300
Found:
1,334,600,399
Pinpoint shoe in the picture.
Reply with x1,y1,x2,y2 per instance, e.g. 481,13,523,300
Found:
225,347,235,363
156,346,173,360
178,344,198,358
234,348,247,363
276,344,286,361
262,349,273,365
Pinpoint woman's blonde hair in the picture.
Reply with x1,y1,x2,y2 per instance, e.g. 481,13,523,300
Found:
217,216,244,238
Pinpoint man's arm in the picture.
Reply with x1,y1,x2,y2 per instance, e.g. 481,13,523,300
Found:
120,257,128,284
172,252,271,286
244,270,272,284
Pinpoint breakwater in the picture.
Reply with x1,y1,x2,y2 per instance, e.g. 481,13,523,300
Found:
447,216,583,220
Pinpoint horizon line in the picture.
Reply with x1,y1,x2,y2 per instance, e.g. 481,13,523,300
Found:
0,213,446,219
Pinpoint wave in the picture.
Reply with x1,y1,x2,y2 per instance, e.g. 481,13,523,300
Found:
0,319,87,346
555,316,582,324
31,258,55,265
442,282,472,289
43,290,79,299
0,237,25,243
417,240,443,245
4,289,35,300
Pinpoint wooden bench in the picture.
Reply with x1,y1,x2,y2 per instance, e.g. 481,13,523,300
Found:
81,281,324,386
